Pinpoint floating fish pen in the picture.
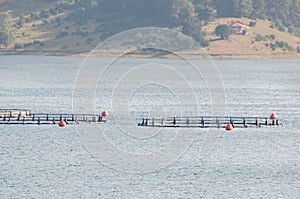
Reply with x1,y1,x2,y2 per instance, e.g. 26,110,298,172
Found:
138,115,283,130
0,109,31,117
0,109,106,125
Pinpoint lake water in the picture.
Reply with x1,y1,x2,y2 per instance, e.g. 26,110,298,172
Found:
0,56,299,198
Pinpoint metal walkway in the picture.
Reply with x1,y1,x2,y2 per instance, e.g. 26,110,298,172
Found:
138,116,283,129
0,109,105,125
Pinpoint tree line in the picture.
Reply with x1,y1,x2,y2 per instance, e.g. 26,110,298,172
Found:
68,0,300,27
67,0,300,43
1,0,300,48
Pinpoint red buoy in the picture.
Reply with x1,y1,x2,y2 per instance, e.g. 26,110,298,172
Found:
270,113,277,120
226,123,234,131
58,120,66,127
102,111,108,117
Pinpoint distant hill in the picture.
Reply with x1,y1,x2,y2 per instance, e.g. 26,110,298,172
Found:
0,0,299,58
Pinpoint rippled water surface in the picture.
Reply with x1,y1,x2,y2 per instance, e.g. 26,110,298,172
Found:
0,56,299,198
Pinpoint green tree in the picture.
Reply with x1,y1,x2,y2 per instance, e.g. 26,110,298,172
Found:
0,32,9,48
289,0,300,28
0,14,14,49
170,0,208,44
215,24,233,40
182,17,203,42
214,0,235,17
266,0,290,25
233,0,253,17
251,0,266,19
193,0,216,24
172,0,196,26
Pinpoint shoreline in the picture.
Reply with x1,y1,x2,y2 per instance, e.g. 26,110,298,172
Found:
0,50,300,60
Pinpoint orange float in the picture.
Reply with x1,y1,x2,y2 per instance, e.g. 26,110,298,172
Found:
58,120,66,127
225,123,234,131
102,111,108,117
270,113,277,120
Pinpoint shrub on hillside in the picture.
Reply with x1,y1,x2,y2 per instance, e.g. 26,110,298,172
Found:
270,43,277,51
275,41,294,51
40,10,51,19
56,30,69,39
49,7,58,16
265,34,276,40
288,26,300,37
30,13,39,21
255,34,265,41
249,21,256,27
14,43,23,49
200,40,210,47
23,42,33,48
275,21,286,32
72,30,89,37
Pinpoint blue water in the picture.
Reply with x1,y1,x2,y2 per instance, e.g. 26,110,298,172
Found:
0,56,299,198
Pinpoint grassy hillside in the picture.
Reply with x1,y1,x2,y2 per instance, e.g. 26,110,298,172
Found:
0,0,300,58
202,18,300,58
0,0,52,15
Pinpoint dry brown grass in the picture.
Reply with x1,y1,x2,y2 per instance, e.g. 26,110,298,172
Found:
0,0,53,15
203,17,300,59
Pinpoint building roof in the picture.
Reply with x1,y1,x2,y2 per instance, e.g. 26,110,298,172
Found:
228,20,249,29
